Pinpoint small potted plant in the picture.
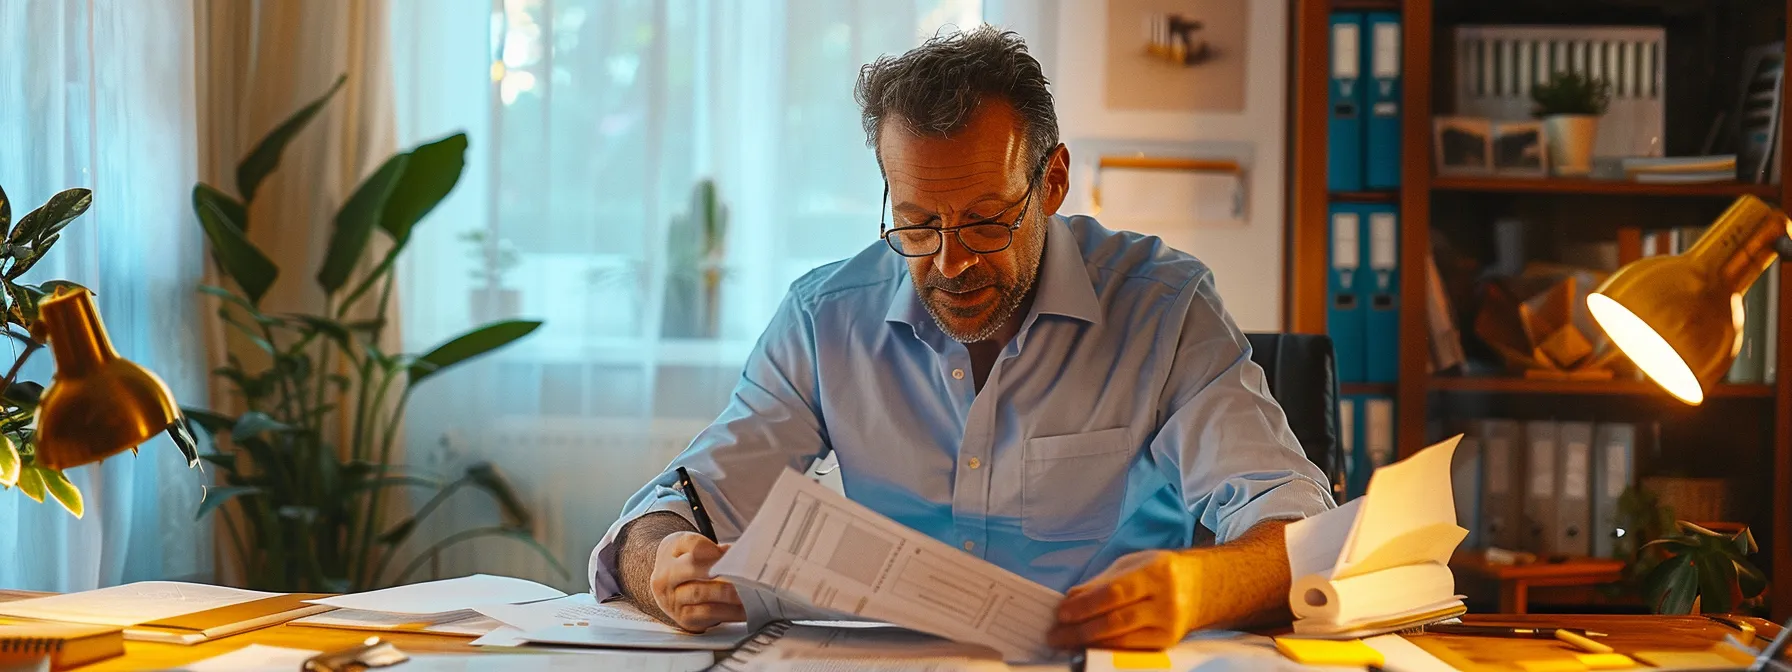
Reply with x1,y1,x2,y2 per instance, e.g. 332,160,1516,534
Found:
461,229,521,323
1531,71,1612,177
1633,521,1767,614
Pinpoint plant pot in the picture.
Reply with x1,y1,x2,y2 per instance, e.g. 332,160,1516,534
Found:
1542,114,1599,177
470,286,521,324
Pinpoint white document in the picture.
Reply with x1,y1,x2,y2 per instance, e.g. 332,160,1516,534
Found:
0,581,277,627
387,652,713,672
173,644,320,672
715,623,1010,672
292,608,505,636
1363,634,1458,672
1082,631,1291,672
512,621,751,651
474,593,679,634
305,574,566,616
711,469,1064,662
1335,435,1467,579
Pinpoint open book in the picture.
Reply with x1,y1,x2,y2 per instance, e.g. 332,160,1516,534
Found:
1284,436,1470,638
711,469,1064,662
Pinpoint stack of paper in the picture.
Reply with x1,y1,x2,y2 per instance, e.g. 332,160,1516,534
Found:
1284,437,1470,638
292,574,565,637
0,581,330,644
470,593,750,651
1621,155,1738,183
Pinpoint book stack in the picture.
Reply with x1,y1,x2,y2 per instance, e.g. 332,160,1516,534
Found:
1620,155,1737,184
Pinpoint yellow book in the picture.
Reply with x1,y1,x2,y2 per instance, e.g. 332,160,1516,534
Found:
1274,637,1386,667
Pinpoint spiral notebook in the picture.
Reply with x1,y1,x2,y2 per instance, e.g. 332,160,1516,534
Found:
0,623,124,670
711,621,1010,671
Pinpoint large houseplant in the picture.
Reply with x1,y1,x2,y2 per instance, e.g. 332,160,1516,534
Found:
0,185,114,518
186,76,563,591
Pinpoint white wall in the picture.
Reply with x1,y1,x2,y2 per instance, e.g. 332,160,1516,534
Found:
1028,0,1288,331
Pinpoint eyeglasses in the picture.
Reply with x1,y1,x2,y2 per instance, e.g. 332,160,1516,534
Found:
878,157,1048,258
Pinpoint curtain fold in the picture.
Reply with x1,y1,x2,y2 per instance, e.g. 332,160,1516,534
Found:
191,0,397,585
0,0,211,591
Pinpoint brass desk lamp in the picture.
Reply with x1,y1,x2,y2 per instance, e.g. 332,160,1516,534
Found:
31,288,192,469
1588,195,1792,405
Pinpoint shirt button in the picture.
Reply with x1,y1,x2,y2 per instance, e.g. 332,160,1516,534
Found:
952,368,965,380
963,540,975,551
967,457,981,470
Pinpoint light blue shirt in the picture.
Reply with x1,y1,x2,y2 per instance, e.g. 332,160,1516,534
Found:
590,215,1334,598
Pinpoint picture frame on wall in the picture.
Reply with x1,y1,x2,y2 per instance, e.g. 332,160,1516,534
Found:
1491,120,1548,177
1433,116,1492,175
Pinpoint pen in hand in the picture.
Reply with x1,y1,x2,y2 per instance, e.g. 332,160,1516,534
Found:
675,466,719,542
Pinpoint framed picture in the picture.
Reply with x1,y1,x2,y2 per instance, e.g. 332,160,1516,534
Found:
1433,116,1492,175
1491,120,1547,177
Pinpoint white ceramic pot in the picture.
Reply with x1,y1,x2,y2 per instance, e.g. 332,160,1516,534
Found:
1543,114,1599,177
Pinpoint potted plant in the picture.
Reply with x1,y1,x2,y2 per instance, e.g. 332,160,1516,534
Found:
186,76,562,591
661,180,729,339
460,229,521,323
1531,71,1612,177
1631,519,1767,615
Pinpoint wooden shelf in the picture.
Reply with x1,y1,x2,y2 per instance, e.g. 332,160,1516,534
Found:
1341,382,1396,395
1429,376,1775,398
1432,176,1778,198
1332,0,1400,9
1330,190,1398,203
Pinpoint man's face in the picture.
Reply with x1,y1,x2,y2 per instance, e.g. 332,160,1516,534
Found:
880,102,1063,343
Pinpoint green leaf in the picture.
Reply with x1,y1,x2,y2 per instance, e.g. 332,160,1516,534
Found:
40,468,83,518
198,284,259,314
231,411,293,443
0,184,10,235
377,518,418,545
407,320,542,385
3,382,42,410
1645,553,1700,614
338,251,399,315
193,183,248,235
346,474,441,495
318,153,410,293
465,462,531,528
380,133,468,244
195,187,279,305
236,75,347,203
182,407,238,436
10,188,92,245
1736,558,1769,600
199,452,237,472
1729,527,1758,556
167,418,200,467
1696,552,1741,614
195,485,262,521
0,434,18,487
286,315,354,351
17,464,46,502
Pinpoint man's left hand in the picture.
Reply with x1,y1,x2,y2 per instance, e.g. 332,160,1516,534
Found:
1048,549,1203,650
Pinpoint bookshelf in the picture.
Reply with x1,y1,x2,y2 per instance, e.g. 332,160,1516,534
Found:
1286,0,1792,619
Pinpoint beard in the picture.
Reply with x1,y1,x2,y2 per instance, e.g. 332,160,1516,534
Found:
914,216,1046,344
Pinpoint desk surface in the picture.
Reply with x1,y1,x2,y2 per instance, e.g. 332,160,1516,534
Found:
47,613,1783,671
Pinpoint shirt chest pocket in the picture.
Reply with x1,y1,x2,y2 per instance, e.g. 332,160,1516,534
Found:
1022,427,1133,542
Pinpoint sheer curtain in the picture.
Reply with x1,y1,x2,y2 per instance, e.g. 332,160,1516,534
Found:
0,0,211,590
387,0,1041,589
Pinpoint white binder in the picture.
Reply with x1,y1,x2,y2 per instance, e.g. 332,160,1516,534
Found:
1522,421,1559,555
1590,424,1637,558
1476,419,1523,550
1554,422,1595,557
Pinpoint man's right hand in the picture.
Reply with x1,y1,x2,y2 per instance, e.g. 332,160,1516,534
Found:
649,531,746,632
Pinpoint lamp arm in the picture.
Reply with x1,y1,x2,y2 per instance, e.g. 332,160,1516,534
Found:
1774,234,1792,262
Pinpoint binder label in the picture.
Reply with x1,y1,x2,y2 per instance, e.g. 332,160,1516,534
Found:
1365,399,1394,465
1529,440,1555,495
1372,23,1400,79
1333,212,1361,271
1369,212,1397,271
1333,23,1361,78
1563,443,1590,499
1486,438,1509,493
1603,443,1628,498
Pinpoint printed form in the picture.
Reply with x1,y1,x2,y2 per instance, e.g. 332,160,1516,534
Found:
711,469,1063,662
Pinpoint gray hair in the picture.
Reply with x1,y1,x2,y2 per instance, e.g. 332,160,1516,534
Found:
854,26,1059,175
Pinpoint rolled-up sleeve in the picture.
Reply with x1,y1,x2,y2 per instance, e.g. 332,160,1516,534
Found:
588,288,831,600
1151,272,1335,545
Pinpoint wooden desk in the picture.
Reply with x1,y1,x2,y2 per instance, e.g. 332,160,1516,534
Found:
1451,555,1628,614
1407,614,1788,672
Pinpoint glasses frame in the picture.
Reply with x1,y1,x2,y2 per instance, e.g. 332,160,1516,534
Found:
879,154,1052,258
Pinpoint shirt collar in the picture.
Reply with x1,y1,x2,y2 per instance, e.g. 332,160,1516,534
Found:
884,215,1102,342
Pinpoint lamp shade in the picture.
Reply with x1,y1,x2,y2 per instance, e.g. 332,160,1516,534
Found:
32,289,180,470
1588,195,1788,405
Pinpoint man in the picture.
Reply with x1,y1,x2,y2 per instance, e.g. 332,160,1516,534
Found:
589,26,1333,651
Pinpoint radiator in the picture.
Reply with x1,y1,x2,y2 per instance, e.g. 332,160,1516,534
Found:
1453,25,1666,158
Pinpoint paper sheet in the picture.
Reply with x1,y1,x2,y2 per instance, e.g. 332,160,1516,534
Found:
381,652,713,672
293,608,506,636
511,621,751,651
1362,634,1458,672
304,574,566,615
474,594,679,634
0,581,277,627
715,624,1009,672
711,469,1063,662
1081,631,1296,672
173,644,320,672
1337,437,1465,579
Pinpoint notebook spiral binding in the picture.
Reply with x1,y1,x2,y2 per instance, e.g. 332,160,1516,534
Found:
709,621,793,671
1,637,63,654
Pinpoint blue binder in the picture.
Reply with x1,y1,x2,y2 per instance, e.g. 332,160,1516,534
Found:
1327,13,1366,191
1327,203,1366,383
1362,204,1400,383
1363,12,1401,188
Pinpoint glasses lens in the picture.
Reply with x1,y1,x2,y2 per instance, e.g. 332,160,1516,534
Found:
959,223,1012,253
889,228,941,256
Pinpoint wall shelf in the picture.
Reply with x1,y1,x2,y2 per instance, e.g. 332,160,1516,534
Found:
1428,376,1774,399
1330,190,1399,203
1431,176,1778,198
1342,382,1397,396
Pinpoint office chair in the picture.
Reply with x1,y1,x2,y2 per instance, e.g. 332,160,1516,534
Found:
1244,333,1344,500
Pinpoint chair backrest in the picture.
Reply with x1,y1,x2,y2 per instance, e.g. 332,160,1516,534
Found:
1244,333,1343,499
